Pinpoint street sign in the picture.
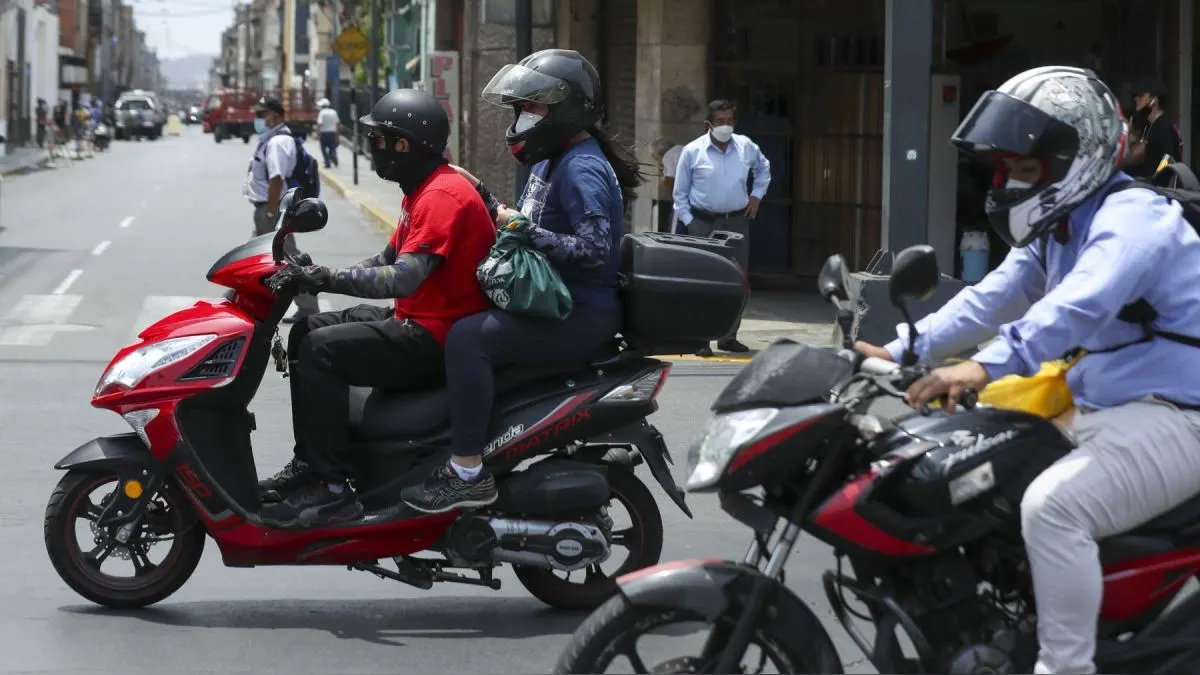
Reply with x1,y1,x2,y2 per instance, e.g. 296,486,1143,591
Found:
333,26,370,66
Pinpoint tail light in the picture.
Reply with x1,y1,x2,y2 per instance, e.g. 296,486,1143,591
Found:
599,365,671,403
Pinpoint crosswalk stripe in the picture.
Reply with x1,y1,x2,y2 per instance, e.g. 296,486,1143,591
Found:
0,295,88,346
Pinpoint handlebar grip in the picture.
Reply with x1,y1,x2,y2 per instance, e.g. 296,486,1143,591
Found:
860,356,900,376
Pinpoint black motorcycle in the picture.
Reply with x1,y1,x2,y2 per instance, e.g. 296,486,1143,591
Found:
552,245,1200,674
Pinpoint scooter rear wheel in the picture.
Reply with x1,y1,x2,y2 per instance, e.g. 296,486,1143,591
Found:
514,465,663,610
44,470,206,609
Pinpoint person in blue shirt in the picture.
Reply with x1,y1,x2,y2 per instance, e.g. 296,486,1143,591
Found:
856,66,1200,674
400,49,643,513
672,99,772,356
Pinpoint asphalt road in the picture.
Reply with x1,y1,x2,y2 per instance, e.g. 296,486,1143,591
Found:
0,129,878,674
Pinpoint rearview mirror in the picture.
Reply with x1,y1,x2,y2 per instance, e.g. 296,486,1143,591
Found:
817,255,850,302
888,245,940,307
290,198,328,233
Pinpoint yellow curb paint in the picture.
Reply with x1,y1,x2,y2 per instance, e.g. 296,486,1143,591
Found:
661,354,753,363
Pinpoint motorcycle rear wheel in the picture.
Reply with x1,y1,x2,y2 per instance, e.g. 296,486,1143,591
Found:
514,465,663,611
554,593,844,674
44,470,206,609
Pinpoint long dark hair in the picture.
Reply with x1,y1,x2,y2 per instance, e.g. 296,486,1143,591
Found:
587,123,647,203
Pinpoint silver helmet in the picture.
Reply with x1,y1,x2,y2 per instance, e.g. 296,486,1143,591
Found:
951,66,1127,248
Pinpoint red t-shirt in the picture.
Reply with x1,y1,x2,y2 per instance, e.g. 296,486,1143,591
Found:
391,165,496,343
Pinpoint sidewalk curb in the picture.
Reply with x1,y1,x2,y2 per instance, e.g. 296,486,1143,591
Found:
319,165,395,235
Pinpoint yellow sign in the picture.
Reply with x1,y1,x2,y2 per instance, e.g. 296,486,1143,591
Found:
333,26,370,66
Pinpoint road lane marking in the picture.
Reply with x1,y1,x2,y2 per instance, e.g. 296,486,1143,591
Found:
53,269,84,295
91,240,111,256
0,294,87,346
119,216,134,228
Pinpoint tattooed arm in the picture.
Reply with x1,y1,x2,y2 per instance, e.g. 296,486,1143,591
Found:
526,216,612,268
326,252,441,299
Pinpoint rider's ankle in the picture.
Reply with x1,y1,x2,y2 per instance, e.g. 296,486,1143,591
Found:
449,458,483,482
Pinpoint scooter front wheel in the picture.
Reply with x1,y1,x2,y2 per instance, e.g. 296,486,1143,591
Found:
44,470,206,609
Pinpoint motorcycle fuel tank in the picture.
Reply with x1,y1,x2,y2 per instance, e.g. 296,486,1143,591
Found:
876,408,1074,525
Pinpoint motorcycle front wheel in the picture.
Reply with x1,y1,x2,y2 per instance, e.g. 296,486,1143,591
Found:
554,593,844,674
44,470,206,609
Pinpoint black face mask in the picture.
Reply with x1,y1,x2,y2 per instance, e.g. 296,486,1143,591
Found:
370,145,446,192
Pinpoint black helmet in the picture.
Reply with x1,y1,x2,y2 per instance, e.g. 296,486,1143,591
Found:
481,49,602,165
359,88,449,156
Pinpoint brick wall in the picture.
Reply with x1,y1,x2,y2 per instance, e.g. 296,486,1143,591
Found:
58,0,79,51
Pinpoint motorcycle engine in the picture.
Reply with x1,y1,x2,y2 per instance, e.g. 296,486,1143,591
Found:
904,552,1037,675
446,516,611,572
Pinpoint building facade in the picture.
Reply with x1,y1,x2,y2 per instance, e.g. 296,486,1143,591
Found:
1,0,60,151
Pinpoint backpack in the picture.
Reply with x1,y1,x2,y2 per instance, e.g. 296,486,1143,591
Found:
286,135,321,198
1044,162,1200,352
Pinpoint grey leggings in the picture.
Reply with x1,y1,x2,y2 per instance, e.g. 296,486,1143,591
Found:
444,307,621,457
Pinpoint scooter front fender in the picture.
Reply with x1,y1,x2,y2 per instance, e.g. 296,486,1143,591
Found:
54,433,157,472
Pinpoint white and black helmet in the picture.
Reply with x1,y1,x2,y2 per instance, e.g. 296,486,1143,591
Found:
951,66,1127,248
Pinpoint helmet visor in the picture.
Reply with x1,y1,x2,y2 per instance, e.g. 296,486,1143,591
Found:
481,64,570,107
951,90,1075,158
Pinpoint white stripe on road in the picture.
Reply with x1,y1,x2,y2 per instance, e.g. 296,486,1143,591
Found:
119,216,134,228
130,296,207,340
91,240,111,256
53,269,84,295
0,295,86,346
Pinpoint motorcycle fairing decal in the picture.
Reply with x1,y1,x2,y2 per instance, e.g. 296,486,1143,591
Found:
1100,547,1200,621
617,557,724,585
727,417,820,473
487,392,594,460
810,470,936,556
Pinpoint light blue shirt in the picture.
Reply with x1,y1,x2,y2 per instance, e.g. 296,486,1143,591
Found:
672,132,771,226
885,172,1200,409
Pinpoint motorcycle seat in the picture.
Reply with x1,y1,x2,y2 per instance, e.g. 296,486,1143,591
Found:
350,362,591,441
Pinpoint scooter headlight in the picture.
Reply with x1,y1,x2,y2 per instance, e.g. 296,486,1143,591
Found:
96,334,218,396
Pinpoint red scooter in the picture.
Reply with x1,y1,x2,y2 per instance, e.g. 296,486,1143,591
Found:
43,188,749,612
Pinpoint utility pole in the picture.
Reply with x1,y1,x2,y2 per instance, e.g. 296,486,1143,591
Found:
368,0,379,108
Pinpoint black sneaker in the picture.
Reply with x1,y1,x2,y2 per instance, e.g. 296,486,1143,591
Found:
400,463,498,514
259,457,315,502
695,345,714,357
717,339,750,353
259,480,363,528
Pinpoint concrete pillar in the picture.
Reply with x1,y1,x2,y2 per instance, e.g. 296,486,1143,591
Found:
632,0,709,233
1178,0,1193,163
555,0,599,65
881,0,932,258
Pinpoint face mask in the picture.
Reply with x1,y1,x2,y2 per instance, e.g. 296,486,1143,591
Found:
253,118,267,134
1005,178,1034,190
710,125,734,143
371,144,444,191
513,111,543,135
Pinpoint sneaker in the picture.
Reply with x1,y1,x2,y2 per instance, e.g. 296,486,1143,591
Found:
695,345,714,357
400,463,498,514
259,457,315,502
717,339,750,353
259,480,363,528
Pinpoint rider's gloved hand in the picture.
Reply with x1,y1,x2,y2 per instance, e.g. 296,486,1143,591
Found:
292,265,332,294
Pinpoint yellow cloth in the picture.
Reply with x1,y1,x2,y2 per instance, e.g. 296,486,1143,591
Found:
977,352,1085,419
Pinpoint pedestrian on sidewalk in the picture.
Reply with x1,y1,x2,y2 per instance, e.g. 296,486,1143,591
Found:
243,96,320,322
1124,79,1183,178
316,98,341,169
652,138,685,233
672,98,772,356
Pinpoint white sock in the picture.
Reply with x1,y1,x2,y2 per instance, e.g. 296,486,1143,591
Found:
449,460,482,482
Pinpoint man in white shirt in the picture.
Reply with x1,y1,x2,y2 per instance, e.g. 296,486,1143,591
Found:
316,98,341,168
673,99,772,355
244,96,319,321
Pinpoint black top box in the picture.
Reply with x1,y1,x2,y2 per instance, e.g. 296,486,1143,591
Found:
618,232,749,355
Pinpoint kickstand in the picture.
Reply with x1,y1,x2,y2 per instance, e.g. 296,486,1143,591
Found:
349,557,433,590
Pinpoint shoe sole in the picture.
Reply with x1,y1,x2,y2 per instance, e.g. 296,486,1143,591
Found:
403,493,499,515
295,501,364,528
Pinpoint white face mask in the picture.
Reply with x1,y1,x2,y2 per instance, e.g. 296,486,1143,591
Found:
514,112,543,135
710,125,734,143
1005,178,1035,190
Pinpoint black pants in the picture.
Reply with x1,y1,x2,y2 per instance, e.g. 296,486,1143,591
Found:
289,305,445,480
444,307,622,457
